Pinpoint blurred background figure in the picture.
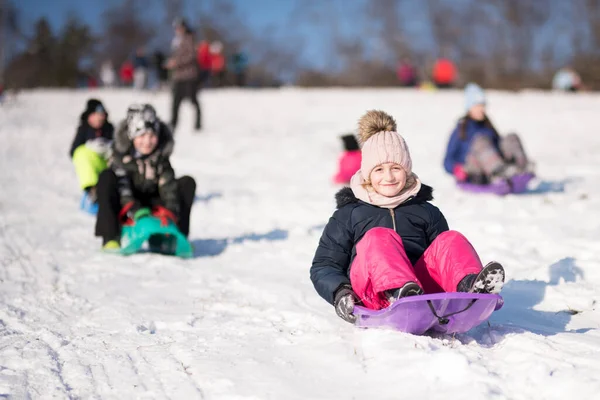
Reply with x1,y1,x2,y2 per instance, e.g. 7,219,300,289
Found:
100,60,116,88
153,50,169,90
552,66,584,92
333,134,361,185
397,57,418,87
167,18,201,132
231,50,248,87
119,60,134,87
210,41,226,87
432,58,457,89
196,40,212,86
5,1,600,94
133,47,149,90
443,83,534,186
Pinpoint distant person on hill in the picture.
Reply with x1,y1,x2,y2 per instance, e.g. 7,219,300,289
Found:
166,18,201,132
133,47,149,90
397,57,418,87
552,67,583,92
196,40,212,86
153,51,169,89
231,50,248,87
100,60,116,87
443,83,534,185
120,60,134,87
210,41,226,87
432,58,457,89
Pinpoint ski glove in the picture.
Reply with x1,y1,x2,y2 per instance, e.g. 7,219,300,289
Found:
152,205,178,226
334,284,358,324
119,202,151,223
85,138,113,159
453,164,468,182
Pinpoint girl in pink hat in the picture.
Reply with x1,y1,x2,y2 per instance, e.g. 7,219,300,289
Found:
310,110,505,324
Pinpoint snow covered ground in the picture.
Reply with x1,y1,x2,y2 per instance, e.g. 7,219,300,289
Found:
1,87,600,399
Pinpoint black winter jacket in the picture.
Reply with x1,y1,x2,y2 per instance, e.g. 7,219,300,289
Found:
109,119,179,215
310,185,449,305
69,120,114,158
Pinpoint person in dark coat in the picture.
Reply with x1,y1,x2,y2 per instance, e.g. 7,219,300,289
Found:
95,103,196,250
153,51,169,88
166,18,201,132
310,110,505,324
69,99,114,202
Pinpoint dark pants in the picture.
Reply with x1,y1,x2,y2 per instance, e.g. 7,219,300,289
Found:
198,69,211,87
170,79,201,131
235,72,246,87
95,170,196,244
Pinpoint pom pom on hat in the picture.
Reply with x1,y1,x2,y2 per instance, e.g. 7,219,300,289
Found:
357,110,397,145
356,110,412,180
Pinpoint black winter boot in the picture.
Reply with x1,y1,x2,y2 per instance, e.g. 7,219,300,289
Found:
386,282,424,304
458,262,505,294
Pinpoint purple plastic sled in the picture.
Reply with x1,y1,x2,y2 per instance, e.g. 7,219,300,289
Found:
457,173,535,195
510,173,535,193
353,292,504,335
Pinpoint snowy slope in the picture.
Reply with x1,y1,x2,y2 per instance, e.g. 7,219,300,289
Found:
1,88,600,399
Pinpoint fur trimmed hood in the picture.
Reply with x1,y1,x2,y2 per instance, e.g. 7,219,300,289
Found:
335,184,434,209
113,119,174,158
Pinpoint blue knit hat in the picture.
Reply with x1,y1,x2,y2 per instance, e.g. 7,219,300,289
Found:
464,83,486,111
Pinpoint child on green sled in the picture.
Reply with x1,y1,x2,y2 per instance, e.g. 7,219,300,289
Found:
94,104,196,251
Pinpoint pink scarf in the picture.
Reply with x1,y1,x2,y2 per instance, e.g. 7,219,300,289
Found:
350,171,422,209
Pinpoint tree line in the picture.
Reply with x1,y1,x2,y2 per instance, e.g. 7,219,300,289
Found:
2,0,600,90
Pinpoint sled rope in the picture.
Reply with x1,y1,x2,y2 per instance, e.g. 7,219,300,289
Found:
426,299,477,325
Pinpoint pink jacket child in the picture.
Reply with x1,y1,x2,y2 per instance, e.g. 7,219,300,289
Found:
333,134,362,184
310,110,506,323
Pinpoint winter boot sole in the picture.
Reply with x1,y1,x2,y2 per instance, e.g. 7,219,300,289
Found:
470,261,505,294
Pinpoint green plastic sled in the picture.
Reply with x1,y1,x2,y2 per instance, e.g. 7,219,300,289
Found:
119,216,193,258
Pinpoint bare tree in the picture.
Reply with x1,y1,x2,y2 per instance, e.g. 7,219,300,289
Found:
0,0,21,84
571,0,600,88
99,0,155,67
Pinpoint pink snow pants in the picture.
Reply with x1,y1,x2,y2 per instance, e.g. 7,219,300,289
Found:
349,228,483,310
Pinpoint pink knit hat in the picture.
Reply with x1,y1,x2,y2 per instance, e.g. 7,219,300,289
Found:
357,110,412,180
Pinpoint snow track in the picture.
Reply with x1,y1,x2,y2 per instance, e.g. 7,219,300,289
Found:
1,88,599,399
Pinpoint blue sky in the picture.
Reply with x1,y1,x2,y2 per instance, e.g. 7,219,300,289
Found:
14,0,579,72
16,0,326,69
18,0,292,32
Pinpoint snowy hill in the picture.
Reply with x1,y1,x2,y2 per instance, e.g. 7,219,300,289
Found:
1,88,599,399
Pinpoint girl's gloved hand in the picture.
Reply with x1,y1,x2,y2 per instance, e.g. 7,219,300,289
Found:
334,285,359,324
453,164,468,182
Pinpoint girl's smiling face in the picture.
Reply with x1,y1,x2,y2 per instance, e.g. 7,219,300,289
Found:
370,163,407,197
133,131,159,155
469,103,486,121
